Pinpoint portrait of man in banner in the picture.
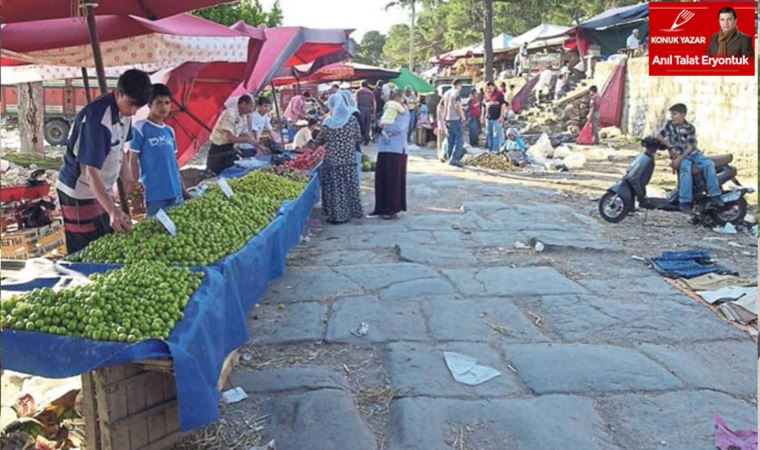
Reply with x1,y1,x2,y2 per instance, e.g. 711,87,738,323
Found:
705,6,754,57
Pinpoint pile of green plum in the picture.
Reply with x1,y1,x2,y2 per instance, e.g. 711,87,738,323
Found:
69,172,305,265
0,261,204,342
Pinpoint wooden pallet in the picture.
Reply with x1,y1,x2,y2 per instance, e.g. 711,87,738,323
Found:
83,350,239,450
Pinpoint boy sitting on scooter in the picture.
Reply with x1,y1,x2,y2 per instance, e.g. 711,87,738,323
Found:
655,103,723,214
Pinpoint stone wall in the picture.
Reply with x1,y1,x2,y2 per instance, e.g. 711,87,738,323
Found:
593,57,757,167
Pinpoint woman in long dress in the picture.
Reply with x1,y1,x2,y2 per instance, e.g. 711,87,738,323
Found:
316,94,363,224
371,89,410,219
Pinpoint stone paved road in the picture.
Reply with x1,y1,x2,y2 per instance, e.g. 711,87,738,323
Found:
212,145,756,450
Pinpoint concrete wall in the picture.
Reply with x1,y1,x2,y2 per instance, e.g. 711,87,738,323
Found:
593,57,757,167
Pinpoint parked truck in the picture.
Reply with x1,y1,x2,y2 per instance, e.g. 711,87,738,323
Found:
0,77,117,146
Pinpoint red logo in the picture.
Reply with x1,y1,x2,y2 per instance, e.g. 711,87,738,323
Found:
649,1,756,76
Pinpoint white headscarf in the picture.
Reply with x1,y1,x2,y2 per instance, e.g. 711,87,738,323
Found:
339,89,359,115
322,93,352,129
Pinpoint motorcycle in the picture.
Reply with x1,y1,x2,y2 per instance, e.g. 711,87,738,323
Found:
598,137,753,225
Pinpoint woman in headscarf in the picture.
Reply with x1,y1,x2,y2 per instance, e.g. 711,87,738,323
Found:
315,94,363,224
339,89,364,179
503,127,528,167
370,89,410,219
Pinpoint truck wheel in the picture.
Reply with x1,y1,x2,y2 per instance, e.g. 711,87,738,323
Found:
44,119,70,146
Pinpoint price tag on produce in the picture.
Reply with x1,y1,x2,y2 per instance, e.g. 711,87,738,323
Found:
218,177,235,198
155,209,177,236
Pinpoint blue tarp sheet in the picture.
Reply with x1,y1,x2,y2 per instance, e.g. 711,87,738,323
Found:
650,250,737,279
576,3,648,30
0,172,321,431
1,267,247,430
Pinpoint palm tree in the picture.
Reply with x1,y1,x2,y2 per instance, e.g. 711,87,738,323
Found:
385,0,417,70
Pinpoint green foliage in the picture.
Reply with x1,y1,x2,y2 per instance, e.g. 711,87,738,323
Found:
355,31,388,65
379,0,642,65
193,0,284,27
382,24,412,68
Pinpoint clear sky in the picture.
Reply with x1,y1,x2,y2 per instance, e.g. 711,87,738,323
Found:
260,0,410,41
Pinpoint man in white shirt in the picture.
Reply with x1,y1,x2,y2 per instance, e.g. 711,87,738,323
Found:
249,97,282,154
627,29,641,50
535,65,554,104
207,94,257,174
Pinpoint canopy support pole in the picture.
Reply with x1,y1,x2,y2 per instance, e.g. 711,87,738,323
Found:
270,82,286,148
81,68,92,103
85,3,130,216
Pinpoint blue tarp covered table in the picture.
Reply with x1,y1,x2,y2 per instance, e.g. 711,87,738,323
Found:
0,171,321,431
1,267,247,430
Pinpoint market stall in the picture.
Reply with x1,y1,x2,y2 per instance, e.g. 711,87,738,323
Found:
1,155,324,448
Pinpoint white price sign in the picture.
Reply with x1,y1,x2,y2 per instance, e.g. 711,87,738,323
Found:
218,177,234,198
155,209,177,236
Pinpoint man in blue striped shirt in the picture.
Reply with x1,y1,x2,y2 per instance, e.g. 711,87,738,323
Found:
57,69,152,253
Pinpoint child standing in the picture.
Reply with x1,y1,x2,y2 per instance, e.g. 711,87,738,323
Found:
128,83,189,217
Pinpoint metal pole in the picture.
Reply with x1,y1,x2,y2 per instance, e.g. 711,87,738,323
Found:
81,68,92,103
270,82,286,148
85,5,107,95
85,3,130,216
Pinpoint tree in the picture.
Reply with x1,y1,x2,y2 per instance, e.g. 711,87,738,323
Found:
355,31,387,65
382,24,412,68
193,0,283,27
385,0,417,70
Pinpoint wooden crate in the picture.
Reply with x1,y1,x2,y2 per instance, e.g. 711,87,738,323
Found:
83,350,239,450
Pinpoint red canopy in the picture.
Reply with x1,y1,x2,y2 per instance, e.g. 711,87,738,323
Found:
2,0,235,24
1,14,246,54
231,23,351,93
150,22,264,166
272,62,399,86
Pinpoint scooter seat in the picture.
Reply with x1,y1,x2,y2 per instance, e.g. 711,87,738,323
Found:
691,154,733,175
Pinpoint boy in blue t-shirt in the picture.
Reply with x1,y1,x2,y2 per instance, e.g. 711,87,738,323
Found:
128,83,189,217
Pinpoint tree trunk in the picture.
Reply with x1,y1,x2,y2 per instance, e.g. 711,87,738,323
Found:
18,82,45,154
409,0,416,70
484,0,494,82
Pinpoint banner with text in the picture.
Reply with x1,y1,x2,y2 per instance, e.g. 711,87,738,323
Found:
649,1,756,76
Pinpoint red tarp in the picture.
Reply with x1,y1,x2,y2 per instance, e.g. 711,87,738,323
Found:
272,62,399,86
150,28,265,165
577,60,626,145
157,24,349,164
230,23,351,93
510,75,540,114
2,0,234,24
1,14,246,54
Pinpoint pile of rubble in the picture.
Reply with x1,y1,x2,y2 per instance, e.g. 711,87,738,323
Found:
0,159,58,188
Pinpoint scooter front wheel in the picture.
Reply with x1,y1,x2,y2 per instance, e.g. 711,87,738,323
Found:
598,191,631,223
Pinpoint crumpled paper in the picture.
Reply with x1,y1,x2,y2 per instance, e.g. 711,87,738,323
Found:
443,352,501,386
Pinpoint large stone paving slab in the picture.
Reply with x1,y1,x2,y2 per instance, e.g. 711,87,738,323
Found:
578,275,682,297
598,391,757,450
384,342,522,397
537,294,745,344
257,389,376,450
515,229,619,251
229,366,348,394
247,301,325,344
421,298,547,343
503,343,682,393
326,296,428,343
442,266,586,297
636,340,756,397
378,277,455,301
333,263,437,289
397,243,479,266
388,395,616,450
347,231,435,248
265,267,364,303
